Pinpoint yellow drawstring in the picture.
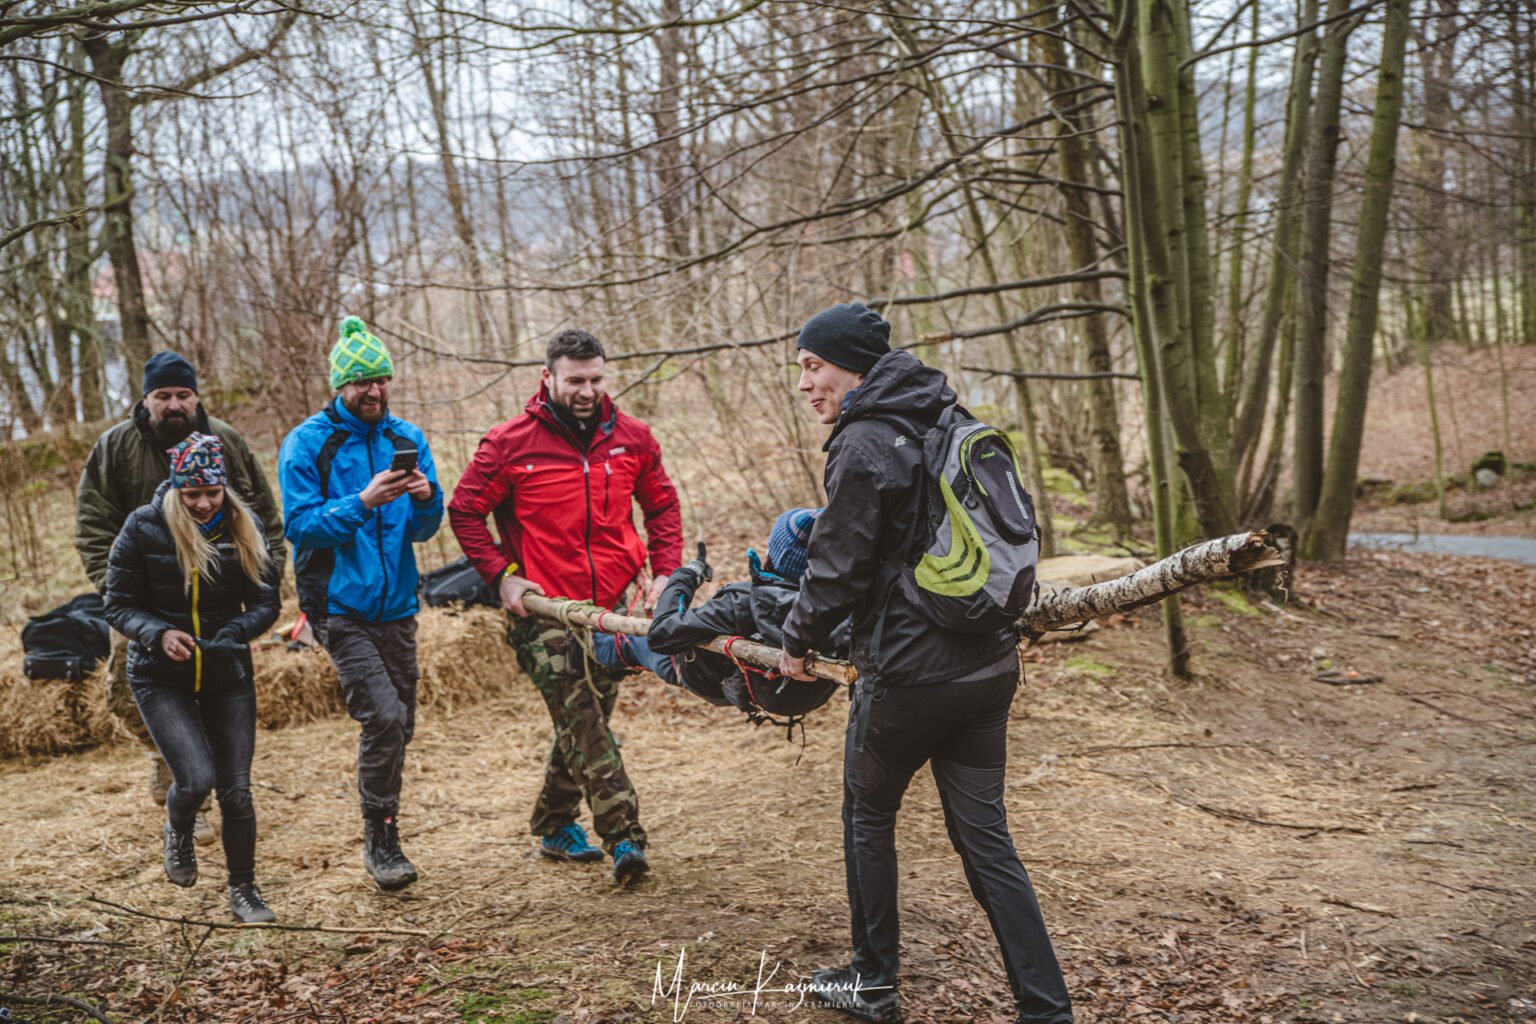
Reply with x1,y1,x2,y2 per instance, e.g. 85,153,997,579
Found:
191,568,202,693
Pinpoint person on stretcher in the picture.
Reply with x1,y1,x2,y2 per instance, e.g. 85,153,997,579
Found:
589,509,847,720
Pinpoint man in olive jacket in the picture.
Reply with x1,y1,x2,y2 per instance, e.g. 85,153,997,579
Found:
75,352,285,829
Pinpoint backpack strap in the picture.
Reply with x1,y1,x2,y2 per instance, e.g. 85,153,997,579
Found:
315,404,352,501
315,404,414,498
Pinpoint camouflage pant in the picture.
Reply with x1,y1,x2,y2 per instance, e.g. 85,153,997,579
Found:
508,615,645,852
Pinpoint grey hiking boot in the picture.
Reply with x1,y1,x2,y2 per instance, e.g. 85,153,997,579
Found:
149,751,172,805
363,816,418,891
163,821,198,888
193,808,217,846
809,967,903,1024
229,882,277,923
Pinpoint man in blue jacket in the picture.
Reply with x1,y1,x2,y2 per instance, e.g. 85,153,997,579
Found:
279,316,443,891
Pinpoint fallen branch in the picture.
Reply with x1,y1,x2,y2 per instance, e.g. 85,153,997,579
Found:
0,990,117,1024
84,896,432,938
0,933,130,947
1019,531,1284,634
1190,802,1369,835
523,531,1283,686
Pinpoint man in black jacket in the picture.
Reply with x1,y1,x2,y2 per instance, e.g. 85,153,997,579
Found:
777,303,1073,1024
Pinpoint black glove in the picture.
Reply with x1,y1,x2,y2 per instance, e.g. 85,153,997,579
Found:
677,542,712,585
199,628,250,686
211,623,245,646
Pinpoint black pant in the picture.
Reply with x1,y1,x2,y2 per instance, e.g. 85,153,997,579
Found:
132,677,257,886
318,616,419,820
842,672,1073,1023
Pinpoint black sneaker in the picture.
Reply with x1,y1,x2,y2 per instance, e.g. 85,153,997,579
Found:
363,816,419,891
809,967,903,1024
229,882,277,923
163,821,197,888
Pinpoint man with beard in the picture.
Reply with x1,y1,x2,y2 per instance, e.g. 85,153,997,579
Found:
449,329,682,885
279,316,442,892
76,351,285,839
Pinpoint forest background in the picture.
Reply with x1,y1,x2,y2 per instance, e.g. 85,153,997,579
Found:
4,0,1535,678
2,0,1533,654
2,4,1536,1023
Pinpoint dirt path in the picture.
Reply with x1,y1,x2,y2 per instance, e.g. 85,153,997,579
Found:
3,550,1534,1024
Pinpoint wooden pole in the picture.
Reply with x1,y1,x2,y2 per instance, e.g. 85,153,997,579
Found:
520,593,859,686
520,531,1282,687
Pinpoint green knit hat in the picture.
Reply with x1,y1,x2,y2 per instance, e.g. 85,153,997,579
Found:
329,315,394,390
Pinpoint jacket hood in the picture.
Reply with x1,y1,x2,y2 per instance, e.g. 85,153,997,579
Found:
827,350,955,450
133,400,212,449
525,381,618,436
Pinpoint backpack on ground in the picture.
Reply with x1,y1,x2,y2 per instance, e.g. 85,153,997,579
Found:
21,593,112,681
896,405,1040,633
421,557,499,609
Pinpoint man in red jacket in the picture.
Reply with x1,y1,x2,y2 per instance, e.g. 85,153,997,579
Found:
449,329,683,885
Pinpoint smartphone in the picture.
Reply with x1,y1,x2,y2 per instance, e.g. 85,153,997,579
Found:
390,448,418,474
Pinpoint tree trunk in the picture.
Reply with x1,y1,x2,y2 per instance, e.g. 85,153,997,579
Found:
1303,0,1411,561
1413,0,1459,346
81,34,153,387
1231,0,1319,475
1291,0,1356,531
1035,14,1132,540
1128,0,1236,541
1111,1,1192,676
1221,0,1261,417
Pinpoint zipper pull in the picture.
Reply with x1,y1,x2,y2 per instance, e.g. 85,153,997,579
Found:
605,462,612,477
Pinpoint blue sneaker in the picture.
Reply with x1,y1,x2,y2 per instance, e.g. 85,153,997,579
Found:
539,823,603,863
612,839,649,885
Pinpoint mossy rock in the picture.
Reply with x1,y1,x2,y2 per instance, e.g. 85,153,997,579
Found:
1384,481,1437,506
1472,450,1508,477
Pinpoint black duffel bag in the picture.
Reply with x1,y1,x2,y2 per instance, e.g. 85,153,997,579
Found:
421,557,499,610
22,593,111,682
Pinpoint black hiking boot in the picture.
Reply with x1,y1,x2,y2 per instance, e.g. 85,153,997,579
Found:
363,816,418,891
229,882,277,923
809,967,903,1024
163,821,198,888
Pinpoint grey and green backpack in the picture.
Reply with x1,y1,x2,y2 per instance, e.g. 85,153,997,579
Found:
894,405,1040,633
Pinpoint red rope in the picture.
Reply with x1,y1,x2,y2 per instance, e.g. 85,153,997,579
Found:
721,635,780,710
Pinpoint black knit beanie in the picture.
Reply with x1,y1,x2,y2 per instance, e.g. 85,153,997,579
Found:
142,351,198,395
796,302,891,375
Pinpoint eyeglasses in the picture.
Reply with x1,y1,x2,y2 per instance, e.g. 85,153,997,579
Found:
349,378,391,394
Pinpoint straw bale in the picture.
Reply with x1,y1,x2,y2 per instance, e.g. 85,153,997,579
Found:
0,658,117,759
1,602,521,759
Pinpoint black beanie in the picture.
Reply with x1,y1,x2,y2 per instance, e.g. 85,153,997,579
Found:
142,351,198,395
796,302,891,375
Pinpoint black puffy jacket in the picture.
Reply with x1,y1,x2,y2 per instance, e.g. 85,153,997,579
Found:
649,562,848,717
103,482,281,689
780,350,1016,686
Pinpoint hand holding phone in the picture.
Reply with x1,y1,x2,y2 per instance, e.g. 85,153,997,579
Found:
390,448,418,474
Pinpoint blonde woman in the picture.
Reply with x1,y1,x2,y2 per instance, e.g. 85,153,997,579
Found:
104,432,281,922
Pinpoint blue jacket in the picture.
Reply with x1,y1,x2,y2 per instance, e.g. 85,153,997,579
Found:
279,398,443,623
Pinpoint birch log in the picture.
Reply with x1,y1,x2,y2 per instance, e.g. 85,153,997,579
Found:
521,531,1282,686
1018,530,1284,634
